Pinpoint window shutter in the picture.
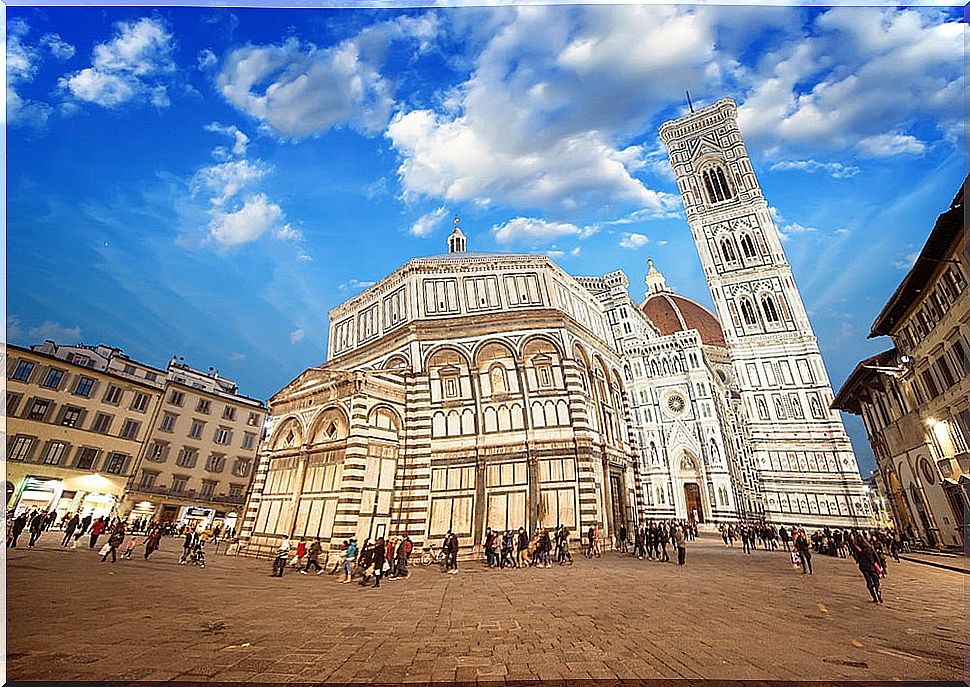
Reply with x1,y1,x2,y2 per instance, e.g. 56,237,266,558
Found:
43,402,57,423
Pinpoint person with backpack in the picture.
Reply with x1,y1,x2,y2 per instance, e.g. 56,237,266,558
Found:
100,522,126,563
851,534,884,603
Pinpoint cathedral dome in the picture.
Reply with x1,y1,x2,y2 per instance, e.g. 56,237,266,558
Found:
639,259,726,348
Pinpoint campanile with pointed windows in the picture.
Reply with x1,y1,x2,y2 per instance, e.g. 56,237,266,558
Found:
659,98,871,527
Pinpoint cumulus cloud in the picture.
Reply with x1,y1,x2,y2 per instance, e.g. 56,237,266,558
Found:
191,159,269,207
59,17,175,109
6,20,54,126
386,6,707,212
778,222,818,242
737,8,962,157
769,159,860,178
204,122,250,158
339,278,378,294
207,193,287,246
40,33,75,60
619,232,649,249
856,133,926,157
408,207,448,237
29,320,82,342
216,15,438,138
491,217,593,245
289,328,306,344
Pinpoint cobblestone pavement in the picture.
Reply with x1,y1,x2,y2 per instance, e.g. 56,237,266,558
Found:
6,531,967,683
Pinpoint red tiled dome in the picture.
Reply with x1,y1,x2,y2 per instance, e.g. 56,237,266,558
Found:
641,292,726,348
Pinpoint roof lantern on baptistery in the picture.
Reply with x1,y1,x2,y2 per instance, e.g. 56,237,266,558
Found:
640,258,727,348
447,215,467,254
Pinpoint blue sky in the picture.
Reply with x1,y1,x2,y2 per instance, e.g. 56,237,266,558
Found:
6,4,965,474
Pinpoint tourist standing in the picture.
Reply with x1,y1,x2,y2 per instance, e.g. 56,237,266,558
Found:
371,537,386,588
443,530,459,574
484,527,498,568
341,538,358,583
779,526,790,552
517,528,530,567
674,524,686,566
395,534,413,578
794,528,813,574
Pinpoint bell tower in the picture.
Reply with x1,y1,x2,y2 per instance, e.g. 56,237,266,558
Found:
659,98,871,528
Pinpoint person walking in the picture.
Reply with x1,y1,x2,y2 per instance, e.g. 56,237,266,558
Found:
341,538,358,583
779,526,790,552
618,524,628,553
394,534,413,578
291,537,307,569
143,526,162,559
101,523,125,563
180,530,197,564
794,528,813,574
500,530,515,568
61,513,80,547
272,538,291,577
443,530,459,574
370,537,386,588
674,524,687,566
851,534,884,603
517,528,530,567
89,517,106,549
9,512,29,548
27,511,47,548
659,523,670,562
484,527,498,568
301,538,324,575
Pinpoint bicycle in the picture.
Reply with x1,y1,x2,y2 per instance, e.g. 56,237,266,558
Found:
420,544,446,566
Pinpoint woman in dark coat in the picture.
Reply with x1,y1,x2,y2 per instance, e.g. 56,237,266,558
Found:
370,537,386,589
851,534,883,603
143,527,162,559
101,523,126,563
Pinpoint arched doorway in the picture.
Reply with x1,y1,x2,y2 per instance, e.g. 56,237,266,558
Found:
677,452,705,524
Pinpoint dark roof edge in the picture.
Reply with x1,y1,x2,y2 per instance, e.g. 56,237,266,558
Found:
831,348,896,412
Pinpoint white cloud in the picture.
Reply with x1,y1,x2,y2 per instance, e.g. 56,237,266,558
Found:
409,207,448,237
619,232,649,249
29,320,82,342
197,48,218,70
228,351,247,361
191,159,269,207
6,22,54,127
386,6,703,212
894,250,920,270
204,122,250,158
339,278,377,294
216,15,439,138
778,222,818,242
289,328,306,344
491,217,593,245
274,224,304,242
5,315,25,343
40,33,75,60
769,159,860,179
59,17,175,108
737,8,962,157
207,193,286,247
856,133,926,158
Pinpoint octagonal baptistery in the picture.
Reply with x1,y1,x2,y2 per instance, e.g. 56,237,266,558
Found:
242,243,640,557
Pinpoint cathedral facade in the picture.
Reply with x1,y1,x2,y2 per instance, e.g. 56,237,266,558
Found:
240,99,871,556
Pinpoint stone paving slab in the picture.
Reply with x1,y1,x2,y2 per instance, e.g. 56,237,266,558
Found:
5,531,967,682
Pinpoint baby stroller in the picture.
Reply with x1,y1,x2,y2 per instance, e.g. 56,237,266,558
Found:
189,541,206,568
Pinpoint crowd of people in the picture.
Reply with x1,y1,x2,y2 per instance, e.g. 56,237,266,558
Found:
268,533,417,587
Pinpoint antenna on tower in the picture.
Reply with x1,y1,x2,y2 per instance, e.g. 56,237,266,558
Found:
686,90,695,113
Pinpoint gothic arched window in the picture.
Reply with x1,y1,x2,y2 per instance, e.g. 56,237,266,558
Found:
740,234,757,259
740,298,757,326
702,164,735,203
761,294,780,323
721,238,738,264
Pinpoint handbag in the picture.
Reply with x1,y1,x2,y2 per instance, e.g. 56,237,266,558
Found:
99,543,112,556
382,561,390,572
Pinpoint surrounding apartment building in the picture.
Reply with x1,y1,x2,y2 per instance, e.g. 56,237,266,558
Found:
6,342,166,522
131,357,267,534
6,341,267,533
833,175,969,549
